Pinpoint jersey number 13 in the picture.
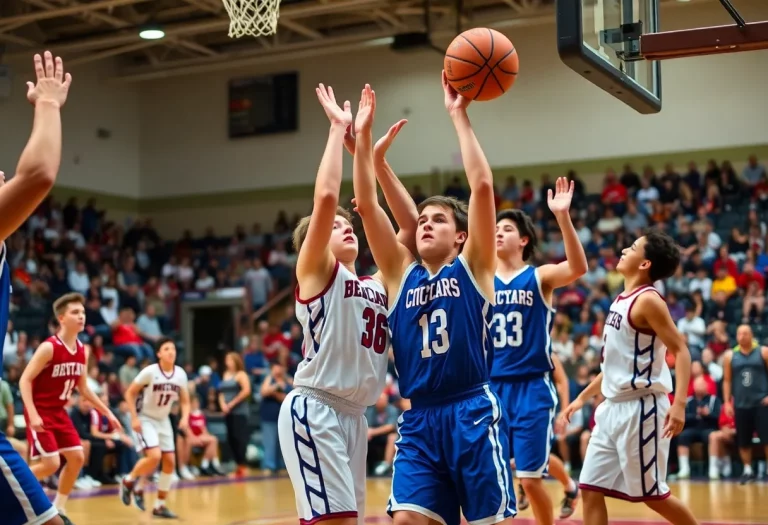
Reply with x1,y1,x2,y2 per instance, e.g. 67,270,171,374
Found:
420,309,450,358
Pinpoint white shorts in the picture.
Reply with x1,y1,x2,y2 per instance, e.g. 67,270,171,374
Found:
278,388,368,525
134,416,175,454
579,392,671,502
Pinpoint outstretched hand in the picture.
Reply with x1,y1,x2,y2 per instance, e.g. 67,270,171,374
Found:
344,119,407,158
547,176,575,215
442,70,470,114
316,83,352,127
354,84,376,134
26,51,72,108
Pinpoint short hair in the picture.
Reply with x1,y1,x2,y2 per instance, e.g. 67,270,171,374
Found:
417,196,468,233
292,206,353,253
496,209,538,261
53,293,85,317
643,229,680,282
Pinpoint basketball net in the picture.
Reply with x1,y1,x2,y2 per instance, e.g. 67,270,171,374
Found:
222,0,281,38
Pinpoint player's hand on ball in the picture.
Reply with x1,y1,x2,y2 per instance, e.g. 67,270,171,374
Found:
27,51,72,108
663,403,685,438
354,84,376,134
316,84,352,128
29,414,44,432
374,120,407,160
560,398,583,425
547,177,575,215
441,70,470,114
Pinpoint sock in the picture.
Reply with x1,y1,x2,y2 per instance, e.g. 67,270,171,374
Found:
566,478,577,493
123,474,134,484
201,459,210,469
212,458,221,468
679,456,690,471
54,493,68,512
158,472,173,493
744,464,753,475
709,456,718,470
155,498,165,510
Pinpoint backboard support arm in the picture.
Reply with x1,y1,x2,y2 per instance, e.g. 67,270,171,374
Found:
639,21,768,61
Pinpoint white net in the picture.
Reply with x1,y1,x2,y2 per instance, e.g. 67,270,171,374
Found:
222,0,282,38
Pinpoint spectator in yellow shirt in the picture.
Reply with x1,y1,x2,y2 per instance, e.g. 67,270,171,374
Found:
711,266,737,298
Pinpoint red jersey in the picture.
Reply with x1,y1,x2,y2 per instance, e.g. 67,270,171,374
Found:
188,410,207,436
33,335,86,411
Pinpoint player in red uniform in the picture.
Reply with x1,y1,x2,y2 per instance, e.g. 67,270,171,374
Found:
19,293,121,518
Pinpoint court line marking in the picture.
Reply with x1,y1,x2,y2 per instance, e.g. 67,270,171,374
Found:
225,516,765,525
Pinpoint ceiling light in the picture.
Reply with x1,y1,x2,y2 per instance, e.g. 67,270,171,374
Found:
139,27,165,40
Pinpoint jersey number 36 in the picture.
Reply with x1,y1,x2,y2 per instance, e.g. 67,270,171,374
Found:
491,311,523,348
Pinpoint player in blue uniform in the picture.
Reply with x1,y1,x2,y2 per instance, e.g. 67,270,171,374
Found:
491,177,587,524
350,75,514,525
0,51,74,525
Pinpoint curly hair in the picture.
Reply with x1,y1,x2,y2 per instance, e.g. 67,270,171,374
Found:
643,229,681,282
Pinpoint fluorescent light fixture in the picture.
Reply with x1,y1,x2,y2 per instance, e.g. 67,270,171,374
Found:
139,28,165,40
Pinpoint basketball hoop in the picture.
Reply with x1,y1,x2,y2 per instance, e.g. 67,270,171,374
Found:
222,0,281,38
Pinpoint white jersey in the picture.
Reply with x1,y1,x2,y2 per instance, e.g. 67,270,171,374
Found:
294,260,390,407
600,285,672,401
133,364,188,421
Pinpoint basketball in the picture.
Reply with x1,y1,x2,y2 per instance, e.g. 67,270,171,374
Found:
444,28,519,102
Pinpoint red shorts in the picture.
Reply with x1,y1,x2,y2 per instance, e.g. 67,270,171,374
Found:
24,408,82,459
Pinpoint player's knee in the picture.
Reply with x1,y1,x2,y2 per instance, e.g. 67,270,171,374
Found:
709,431,720,444
39,455,61,476
581,486,605,505
520,476,544,493
161,452,176,471
145,447,162,463
63,448,85,468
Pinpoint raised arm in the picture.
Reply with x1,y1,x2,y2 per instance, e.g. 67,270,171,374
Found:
0,52,72,242
352,85,413,285
295,84,352,297
538,178,588,293
442,71,496,279
19,342,54,431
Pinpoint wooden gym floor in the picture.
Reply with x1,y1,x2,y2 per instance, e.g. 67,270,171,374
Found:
64,474,765,525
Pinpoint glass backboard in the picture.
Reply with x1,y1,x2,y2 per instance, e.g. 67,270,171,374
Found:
556,0,662,114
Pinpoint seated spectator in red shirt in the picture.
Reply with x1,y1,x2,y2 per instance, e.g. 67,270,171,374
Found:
110,307,154,361
708,399,737,479
262,324,291,363
712,246,739,278
737,261,765,322
178,396,224,479
600,171,628,211
686,360,717,397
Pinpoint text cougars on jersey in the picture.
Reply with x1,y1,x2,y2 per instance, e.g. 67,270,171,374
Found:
406,278,461,308
495,289,534,306
344,280,387,307
52,362,85,378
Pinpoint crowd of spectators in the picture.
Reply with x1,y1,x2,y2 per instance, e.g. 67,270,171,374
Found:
1,153,767,487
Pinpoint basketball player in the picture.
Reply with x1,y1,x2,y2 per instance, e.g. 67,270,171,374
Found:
722,324,768,484
562,231,700,525
20,293,121,519
515,353,582,520
492,184,586,525
0,50,76,525
276,84,396,525
120,337,190,518
352,76,514,525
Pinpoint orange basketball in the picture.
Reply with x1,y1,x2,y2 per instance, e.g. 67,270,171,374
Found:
444,28,519,102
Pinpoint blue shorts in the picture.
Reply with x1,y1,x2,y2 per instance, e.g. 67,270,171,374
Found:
0,433,57,525
492,375,557,478
388,385,515,525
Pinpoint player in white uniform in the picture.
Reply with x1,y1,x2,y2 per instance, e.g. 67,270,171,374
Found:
562,231,700,525
278,84,417,525
120,338,190,519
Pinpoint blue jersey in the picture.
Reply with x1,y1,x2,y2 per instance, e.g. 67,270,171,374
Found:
388,255,494,404
490,265,556,380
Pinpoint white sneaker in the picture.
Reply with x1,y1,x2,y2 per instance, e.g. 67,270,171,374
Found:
179,467,195,481
74,477,91,490
677,467,690,479
709,466,720,480
85,475,102,487
171,472,180,484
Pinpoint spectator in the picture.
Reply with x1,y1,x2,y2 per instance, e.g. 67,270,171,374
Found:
219,352,252,479
677,376,721,479
708,399,736,479
677,304,706,359
111,307,154,361
366,390,399,476
179,395,224,479
259,361,293,474
136,304,163,343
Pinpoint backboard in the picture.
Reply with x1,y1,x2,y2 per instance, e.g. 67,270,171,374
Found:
556,0,662,114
